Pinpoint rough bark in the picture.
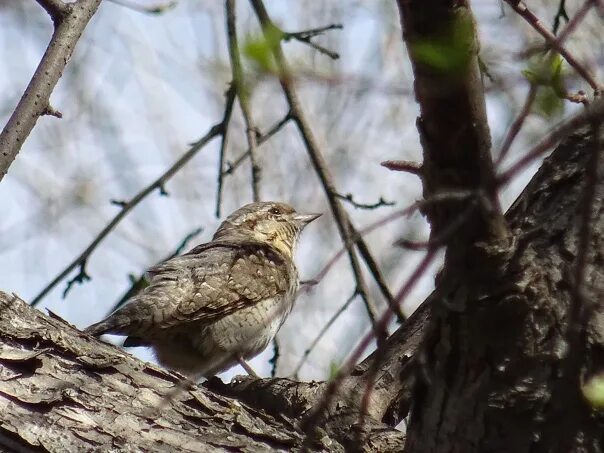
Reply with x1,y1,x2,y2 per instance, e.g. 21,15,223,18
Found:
0,292,406,452
404,129,604,452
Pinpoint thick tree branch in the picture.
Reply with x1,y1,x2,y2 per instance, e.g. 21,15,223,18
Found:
0,0,102,182
396,0,509,274
0,292,406,452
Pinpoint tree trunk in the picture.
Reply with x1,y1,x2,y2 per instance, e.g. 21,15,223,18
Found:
404,128,604,452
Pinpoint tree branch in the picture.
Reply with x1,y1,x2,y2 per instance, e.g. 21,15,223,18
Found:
249,0,386,340
504,0,602,94
30,112,230,307
226,0,261,201
396,0,509,275
0,0,102,182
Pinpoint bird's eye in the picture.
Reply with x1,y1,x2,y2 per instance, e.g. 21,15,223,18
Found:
269,207,281,215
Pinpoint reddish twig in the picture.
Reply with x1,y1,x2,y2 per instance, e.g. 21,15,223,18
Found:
497,98,604,186
291,289,359,378
504,0,602,93
380,160,422,175
301,249,439,438
495,82,538,165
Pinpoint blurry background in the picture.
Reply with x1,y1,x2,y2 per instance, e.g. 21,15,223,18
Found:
0,0,602,381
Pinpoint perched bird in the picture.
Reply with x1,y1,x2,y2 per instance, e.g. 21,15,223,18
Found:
85,201,320,379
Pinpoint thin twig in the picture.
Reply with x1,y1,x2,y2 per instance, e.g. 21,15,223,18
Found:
335,193,395,210
282,24,343,60
504,0,602,93
30,112,232,307
291,289,359,378
223,112,293,176
301,249,439,438
107,227,204,314
303,190,474,289
226,0,261,201
349,221,405,323
0,0,102,182
552,0,595,47
496,82,538,166
553,0,569,34
215,85,237,218
497,98,604,186
380,160,422,175
250,0,383,340
522,0,596,64
269,338,280,378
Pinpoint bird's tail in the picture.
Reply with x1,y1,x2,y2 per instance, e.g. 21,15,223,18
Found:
84,319,115,337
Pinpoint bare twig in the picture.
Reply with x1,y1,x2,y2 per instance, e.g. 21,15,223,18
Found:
352,231,405,323
42,105,63,118
63,261,91,298
553,0,570,34
30,109,233,307
496,82,538,165
302,249,439,438
223,112,292,176
215,85,237,218
282,24,343,60
504,0,602,93
291,289,359,378
303,190,474,289
0,0,102,182
108,227,204,314
380,160,422,175
497,98,604,185
226,0,261,201
250,0,383,339
269,338,280,378
552,0,595,48
335,193,395,210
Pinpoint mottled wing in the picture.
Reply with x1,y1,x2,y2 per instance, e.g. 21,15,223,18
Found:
96,241,293,339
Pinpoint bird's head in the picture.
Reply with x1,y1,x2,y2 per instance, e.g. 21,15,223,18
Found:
213,201,321,258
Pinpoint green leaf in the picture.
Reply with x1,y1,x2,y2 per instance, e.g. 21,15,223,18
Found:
582,374,604,409
535,86,564,118
242,24,284,74
521,53,566,92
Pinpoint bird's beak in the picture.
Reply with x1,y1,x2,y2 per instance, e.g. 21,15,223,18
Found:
293,212,322,227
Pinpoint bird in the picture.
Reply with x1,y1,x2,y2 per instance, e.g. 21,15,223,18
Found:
84,201,321,379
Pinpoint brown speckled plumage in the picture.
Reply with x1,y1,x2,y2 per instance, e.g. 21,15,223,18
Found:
85,201,320,378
